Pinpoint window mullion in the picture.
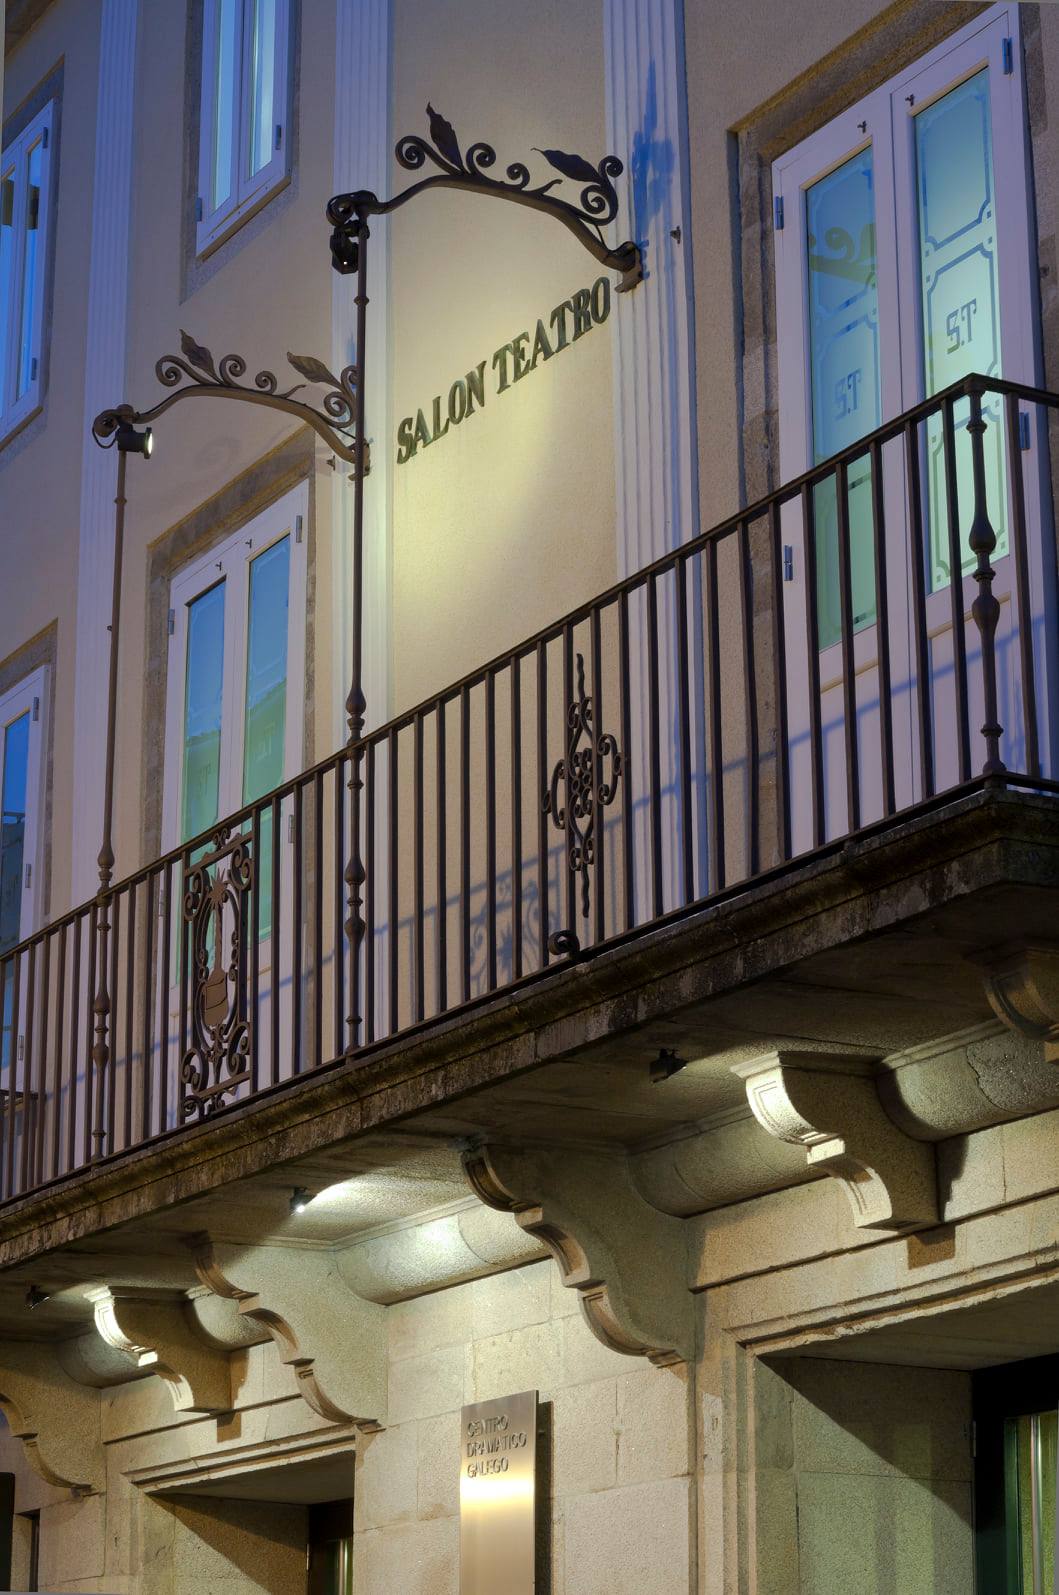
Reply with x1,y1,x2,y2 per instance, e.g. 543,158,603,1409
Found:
236,0,254,211
6,144,30,422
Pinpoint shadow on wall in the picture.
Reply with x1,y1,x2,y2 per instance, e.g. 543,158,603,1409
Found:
758,1356,975,1594
142,1494,308,1593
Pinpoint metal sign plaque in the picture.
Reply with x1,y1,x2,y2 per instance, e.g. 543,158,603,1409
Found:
460,1389,538,1594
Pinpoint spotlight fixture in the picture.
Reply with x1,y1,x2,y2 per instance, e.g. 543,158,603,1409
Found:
289,1186,313,1215
25,1284,50,1309
115,420,153,458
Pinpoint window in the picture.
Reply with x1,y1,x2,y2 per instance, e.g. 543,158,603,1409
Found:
773,3,1037,649
0,670,47,956
197,0,291,255
162,484,307,854
0,101,53,444
975,1357,1058,1593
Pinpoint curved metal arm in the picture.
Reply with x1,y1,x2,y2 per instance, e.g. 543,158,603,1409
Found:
92,331,365,468
327,104,643,293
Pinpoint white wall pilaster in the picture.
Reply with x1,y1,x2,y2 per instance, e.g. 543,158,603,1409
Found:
604,0,698,574
331,0,392,746
71,0,140,903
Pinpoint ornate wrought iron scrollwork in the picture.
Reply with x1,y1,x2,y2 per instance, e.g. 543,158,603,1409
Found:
180,827,253,1120
545,653,622,922
92,331,363,466
328,105,643,292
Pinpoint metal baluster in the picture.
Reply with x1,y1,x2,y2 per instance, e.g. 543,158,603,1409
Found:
250,806,261,1089
68,915,82,1172
739,519,761,875
803,482,825,847
6,950,21,1197
159,860,172,1134
905,420,934,800
618,590,634,930
1004,391,1039,778
414,714,425,1024
333,758,346,1054
140,877,154,1141
387,726,400,1037
562,625,577,933
943,395,972,783
313,770,324,1067
123,886,136,1150
292,783,304,1071
835,461,860,833
435,700,448,1013
646,578,663,917
84,906,97,1170
591,606,609,940
270,797,281,1085
768,501,791,860
967,378,1005,777
869,439,896,817
52,924,66,1180
365,739,377,1045
460,684,472,1003
510,659,523,980
485,672,498,989
20,943,35,1193
705,540,726,890
536,640,550,961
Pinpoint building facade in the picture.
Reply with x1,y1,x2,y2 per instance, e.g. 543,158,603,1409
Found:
1,0,1059,1590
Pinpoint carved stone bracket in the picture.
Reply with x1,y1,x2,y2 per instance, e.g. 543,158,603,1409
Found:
0,1342,104,1493
86,1287,232,1414
190,1236,386,1431
462,1143,694,1366
732,1052,938,1231
972,944,1059,1062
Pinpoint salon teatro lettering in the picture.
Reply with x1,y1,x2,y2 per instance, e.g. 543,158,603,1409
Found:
463,1410,530,1479
396,276,612,464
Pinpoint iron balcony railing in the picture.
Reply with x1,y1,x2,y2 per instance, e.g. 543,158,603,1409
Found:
1,373,1057,1200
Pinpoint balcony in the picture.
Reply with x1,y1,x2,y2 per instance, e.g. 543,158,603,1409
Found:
1,373,1057,1208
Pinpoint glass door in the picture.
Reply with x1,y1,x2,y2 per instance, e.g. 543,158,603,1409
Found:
975,1357,1059,1594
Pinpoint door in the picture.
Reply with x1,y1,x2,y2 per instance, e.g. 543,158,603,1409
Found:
160,483,307,1119
774,3,1045,850
974,1357,1059,1594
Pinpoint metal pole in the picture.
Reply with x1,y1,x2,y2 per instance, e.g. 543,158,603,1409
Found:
967,377,1005,778
345,213,369,1047
91,443,127,1154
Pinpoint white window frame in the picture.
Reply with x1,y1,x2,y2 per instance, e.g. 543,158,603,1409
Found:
0,101,53,447
196,0,292,257
162,483,308,854
0,667,49,948
774,2,1038,486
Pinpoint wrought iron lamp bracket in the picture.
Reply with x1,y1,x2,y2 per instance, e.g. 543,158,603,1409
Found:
327,104,643,292
92,331,366,470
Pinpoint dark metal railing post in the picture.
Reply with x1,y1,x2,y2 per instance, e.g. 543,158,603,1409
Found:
91,444,127,1158
344,211,371,1049
966,377,1006,778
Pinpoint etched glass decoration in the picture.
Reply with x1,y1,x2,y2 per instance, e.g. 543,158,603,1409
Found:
805,146,881,650
915,68,1007,590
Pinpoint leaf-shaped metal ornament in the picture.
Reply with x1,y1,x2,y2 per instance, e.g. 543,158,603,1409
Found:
535,148,600,185
179,329,218,380
287,352,342,389
426,103,462,168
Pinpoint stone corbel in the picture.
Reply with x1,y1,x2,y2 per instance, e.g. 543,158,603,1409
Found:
0,1341,104,1493
732,1052,937,1231
462,1143,694,1366
85,1287,232,1414
190,1236,385,1431
972,944,1059,1061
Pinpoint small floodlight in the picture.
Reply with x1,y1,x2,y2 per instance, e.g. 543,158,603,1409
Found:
289,1186,313,1216
116,420,153,457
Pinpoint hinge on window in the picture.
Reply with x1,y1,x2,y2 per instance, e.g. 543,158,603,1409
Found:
168,608,176,636
783,545,794,582
42,127,49,150
275,123,283,151
17,1035,24,1063
31,696,39,723
30,357,38,381
1002,36,1014,75
1019,411,1031,451
287,813,295,844
295,514,303,544
196,196,204,222
24,863,31,890
774,195,784,231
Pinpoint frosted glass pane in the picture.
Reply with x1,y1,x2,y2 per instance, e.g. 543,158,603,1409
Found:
211,0,240,211
805,147,880,650
242,536,289,805
182,582,225,842
248,0,278,178
0,711,29,953
915,69,1008,590
15,139,41,401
